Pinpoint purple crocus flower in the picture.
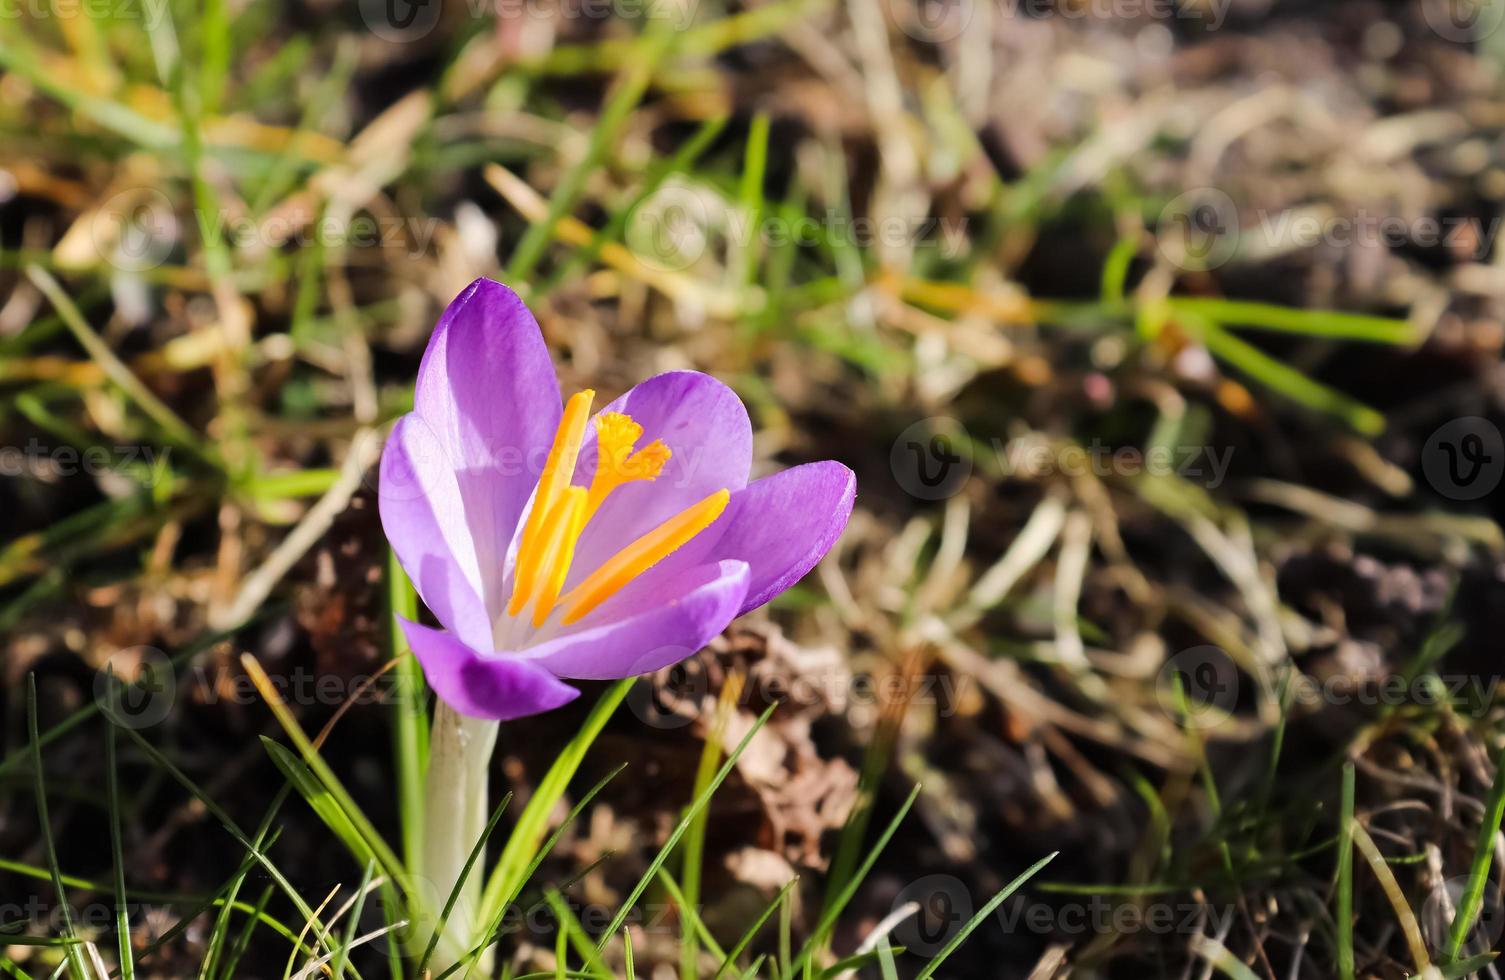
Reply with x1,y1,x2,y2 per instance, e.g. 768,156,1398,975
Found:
379,278,855,721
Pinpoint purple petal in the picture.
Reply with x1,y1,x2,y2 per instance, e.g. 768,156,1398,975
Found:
413,279,561,616
399,618,579,720
379,415,494,649
519,560,750,679
563,372,752,593
596,461,855,617
704,461,855,614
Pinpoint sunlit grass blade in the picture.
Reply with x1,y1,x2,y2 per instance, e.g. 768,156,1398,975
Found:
241,654,406,881
544,890,613,980
656,868,727,968
784,784,921,979
386,550,428,877
480,680,633,925
504,25,673,284
711,878,798,980
912,852,1055,980
1166,297,1415,344
1444,745,1505,961
595,706,778,948
679,674,742,977
118,726,335,962
330,860,378,980
1193,316,1386,435
444,764,628,980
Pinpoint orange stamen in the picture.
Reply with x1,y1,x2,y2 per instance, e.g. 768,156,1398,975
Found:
529,486,588,627
508,389,594,617
559,489,730,625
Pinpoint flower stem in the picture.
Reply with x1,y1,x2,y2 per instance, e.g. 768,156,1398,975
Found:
422,701,499,970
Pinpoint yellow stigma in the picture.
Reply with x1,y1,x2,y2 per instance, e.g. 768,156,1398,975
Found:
508,389,594,617
587,412,671,519
559,489,730,625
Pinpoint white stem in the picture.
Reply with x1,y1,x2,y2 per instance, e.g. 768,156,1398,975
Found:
421,702,499,972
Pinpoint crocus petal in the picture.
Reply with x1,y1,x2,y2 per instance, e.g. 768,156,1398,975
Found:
412,278,562,616
709,461,856,615
520,560,750,679
379,415,494,649
563,372,752,592
598,460,856,618
399,618,579,721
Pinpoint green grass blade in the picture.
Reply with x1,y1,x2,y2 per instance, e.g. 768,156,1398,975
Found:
386,549,428,876
544,891,613,980
1444,745,1505,960
445,765,628,979
105,714,135,980
241,656,406,882
27,675,90,980
330,860,378,980
1167,297,1415,344
784,784,921,979
710,877,798,980
912,852,1056,980
1194,316,1386,435
595,706,777,948
504,28,672,284
1336,761,1355,980
479,680,632,924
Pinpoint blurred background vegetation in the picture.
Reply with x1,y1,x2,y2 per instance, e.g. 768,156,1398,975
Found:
3,0,1505,976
